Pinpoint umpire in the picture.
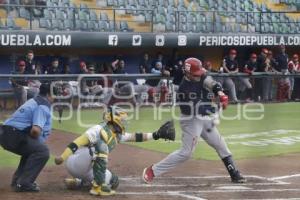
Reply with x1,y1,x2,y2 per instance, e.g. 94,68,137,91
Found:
0,83,52,192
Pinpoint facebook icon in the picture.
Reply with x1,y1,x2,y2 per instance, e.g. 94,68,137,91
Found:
108,35,118,46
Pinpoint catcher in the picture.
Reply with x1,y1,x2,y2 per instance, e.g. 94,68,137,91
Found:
54,106,175,196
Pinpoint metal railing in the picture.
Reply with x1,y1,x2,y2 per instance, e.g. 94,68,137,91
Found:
0,4,300,33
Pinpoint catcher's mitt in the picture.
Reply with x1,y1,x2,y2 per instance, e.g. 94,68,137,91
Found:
153,120,176,141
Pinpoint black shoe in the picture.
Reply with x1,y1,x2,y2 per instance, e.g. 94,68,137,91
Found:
11,180,17,188
15,183,40,192
231,171,247,183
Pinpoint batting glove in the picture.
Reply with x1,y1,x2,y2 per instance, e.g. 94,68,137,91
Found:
220,95,229,110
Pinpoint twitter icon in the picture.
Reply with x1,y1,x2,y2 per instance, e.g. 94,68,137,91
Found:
132,35,142,46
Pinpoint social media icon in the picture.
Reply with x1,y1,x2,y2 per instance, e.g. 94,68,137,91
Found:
178,35,187,46
132,35,142,46
155,35,165,46
108,35,118,46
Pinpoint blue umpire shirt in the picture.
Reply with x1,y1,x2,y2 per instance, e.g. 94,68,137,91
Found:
4,95,52,143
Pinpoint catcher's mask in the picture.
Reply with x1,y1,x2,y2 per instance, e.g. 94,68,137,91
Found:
103,106,128,135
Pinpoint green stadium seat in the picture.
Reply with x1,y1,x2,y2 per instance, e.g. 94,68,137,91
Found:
39,18,51,29
107,0,114,6
46,1,55,11
0,18,5,29
120,21,132,31
64,19,74,30
90,11,98,21
43,9,53,19
87,20,97,31
78,10,88,20
51,19,63,30
109,20,118,31
19,7,30,20
66,9,75,19
6,17,20,29
55,10,65,20
100,12,109,21
165,21,176,32
215,22,223,32
98,20,109,31
80,3,89,14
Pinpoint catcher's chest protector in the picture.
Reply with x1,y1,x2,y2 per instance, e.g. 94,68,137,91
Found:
100,124,119,152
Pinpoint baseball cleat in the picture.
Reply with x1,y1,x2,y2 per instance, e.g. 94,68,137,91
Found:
64,178,82,190
15,183,40,192
231,171,247,183
142,166,154,183
90,183,115,196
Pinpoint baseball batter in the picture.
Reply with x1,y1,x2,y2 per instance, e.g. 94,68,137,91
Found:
143,58,246,184
54,106,175,196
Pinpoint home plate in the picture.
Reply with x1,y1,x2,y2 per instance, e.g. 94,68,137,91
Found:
216,186,252,190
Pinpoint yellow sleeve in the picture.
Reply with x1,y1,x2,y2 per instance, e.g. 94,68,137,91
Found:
60,134,90,161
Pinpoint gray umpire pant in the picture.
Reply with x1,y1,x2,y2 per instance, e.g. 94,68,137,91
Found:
152,115,231,177
0,125,50,186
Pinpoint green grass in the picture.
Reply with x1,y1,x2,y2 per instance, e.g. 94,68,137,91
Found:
0,147,54,168
1,102,300,168
0,147,20,167
51,102,300,160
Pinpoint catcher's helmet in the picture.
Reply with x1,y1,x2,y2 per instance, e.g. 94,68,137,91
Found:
103,106,128,134
184,57,205,77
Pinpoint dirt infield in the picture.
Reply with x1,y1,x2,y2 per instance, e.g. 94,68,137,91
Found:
1,130,300,200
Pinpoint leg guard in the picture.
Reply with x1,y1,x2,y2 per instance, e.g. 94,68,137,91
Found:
93,156,107,185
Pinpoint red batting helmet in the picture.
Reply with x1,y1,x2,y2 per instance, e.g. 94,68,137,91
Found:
184,57,205,77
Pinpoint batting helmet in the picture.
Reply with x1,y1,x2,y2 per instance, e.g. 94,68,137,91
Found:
184,57,205,77
103,106,128,134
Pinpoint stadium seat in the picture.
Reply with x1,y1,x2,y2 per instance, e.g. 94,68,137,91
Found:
106,0,113,6
0,18,6,29
19,7,30,20
64,19,74,30
55,10,65,20
90,10,98,21
78,10,88,21
66,9,75,19
98,20,109,31
43,9,53,19
87,20,97,31
109,20,118,31
0,0,298,33
39,18,51,29
6,17,20,29
100,12,109,21
51,19,64,30
120,21,132,32
165,21,176,32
